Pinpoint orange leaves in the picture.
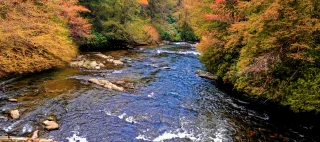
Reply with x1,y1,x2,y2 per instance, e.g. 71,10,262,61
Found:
204,14,220,21
138,0,148,5
204,0,239,24
60,0,92,39
143,24,159,44
262,2,281,20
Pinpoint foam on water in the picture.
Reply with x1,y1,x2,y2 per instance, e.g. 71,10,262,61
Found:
212,127,227,142
66,133,88,142
102,110,137,124
153,130,198,142
125,116,137,123
156,50,200,55
118,113,126,119
147,92,155,98
136,134,152,141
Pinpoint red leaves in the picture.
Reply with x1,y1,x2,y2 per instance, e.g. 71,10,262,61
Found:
214,0,226,5
61,0,92,39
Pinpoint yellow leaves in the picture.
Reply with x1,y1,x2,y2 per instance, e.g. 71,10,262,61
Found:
237,55,251,73
196,35,224,53
287,43,313,61
196,36,212,52
0,0,78,76
126,20,159,44
262,2,281,21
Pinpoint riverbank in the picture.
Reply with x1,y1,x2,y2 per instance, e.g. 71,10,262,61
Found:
0,40,178,79
214,79,320,139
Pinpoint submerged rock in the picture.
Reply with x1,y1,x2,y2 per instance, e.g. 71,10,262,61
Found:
89,78,124,91
196,70,217,80
42,120,59,130
10,109,20,119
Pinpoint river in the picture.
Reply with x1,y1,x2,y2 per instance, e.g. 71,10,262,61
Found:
0,44,318,141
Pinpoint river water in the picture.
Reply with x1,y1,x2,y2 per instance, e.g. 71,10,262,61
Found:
0,44,318,141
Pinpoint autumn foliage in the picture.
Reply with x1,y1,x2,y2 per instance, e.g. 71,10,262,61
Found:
61,0,91,40
144,24,160,44
191,0,320,113
0,0,91,77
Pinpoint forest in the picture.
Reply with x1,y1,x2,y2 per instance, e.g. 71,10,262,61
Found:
0,0,319,115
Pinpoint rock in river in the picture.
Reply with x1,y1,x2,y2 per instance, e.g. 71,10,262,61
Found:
112,60,124,66
69,60,105,70
196,70,217,80
116,81,126,85
10,109,20,119
43,120,59,130
95,53,124,66
89,78,124,91
31,130,39,138
95,53,113,59
8,98,18,102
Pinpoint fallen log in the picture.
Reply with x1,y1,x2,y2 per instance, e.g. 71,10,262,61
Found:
0,136,55,142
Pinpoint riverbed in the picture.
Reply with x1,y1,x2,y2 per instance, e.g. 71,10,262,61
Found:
0,44,318,141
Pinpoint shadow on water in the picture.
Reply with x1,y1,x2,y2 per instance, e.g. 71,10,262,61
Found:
0,44,319,141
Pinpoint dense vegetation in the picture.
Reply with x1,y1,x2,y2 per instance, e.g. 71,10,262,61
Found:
186,0,320,113
0,0,90,77
78,0,198,48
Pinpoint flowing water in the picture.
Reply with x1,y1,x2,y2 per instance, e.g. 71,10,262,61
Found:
0,44,318,142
